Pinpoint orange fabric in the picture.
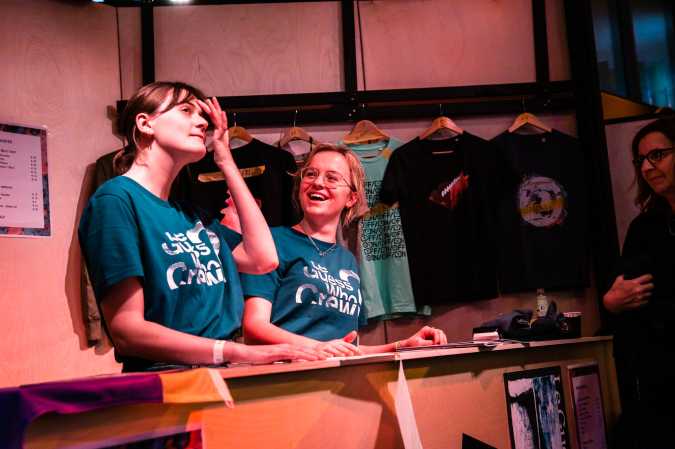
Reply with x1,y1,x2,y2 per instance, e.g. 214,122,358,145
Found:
160,368,233,407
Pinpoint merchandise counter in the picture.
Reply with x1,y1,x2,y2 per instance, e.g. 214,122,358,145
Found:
20,337,618,449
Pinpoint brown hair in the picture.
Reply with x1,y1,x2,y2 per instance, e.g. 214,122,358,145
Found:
630,117,675,212
292,143,367,226
114,81,207,175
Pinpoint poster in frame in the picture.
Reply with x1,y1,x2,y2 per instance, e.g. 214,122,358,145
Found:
567,362,608,449
0,122,50,237
504,366,571,449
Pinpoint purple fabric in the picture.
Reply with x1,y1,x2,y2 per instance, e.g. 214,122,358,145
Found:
0,373,163,449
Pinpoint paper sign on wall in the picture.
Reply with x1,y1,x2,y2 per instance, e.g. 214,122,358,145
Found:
0,123,50,237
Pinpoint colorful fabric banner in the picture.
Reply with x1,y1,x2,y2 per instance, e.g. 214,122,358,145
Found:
0,368,231,449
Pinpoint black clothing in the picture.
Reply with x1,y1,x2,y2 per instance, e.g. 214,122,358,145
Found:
380,134,511,306
187,139,299,226
491,131,591,293
612,209,675,448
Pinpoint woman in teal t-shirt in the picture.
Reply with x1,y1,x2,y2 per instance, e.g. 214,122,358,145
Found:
79,82,320,371
241,144,447,356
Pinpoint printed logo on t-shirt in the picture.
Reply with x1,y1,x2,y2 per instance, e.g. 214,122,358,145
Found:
362,180,407,261
429,172,470,209
294,260,362,317
160,221,226,290
518,175,567,228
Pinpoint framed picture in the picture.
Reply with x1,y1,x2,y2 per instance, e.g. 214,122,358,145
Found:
504,366,570,449
568,362,607,449
0,123,50,237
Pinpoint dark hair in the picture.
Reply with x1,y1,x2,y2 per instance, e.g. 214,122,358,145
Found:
114,81,207,175
631,117,675,212
291,143,367,226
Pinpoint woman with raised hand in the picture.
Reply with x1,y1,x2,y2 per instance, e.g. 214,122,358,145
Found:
241,143,447,356
79,81,321,371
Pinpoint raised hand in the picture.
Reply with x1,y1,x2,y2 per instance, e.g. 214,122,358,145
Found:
196,97,232,168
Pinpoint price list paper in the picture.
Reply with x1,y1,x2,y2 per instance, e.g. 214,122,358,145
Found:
568,362,607,449
0,124,50,237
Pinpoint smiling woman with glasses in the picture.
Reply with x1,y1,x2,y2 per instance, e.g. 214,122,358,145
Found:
603,117,675,447
240,143,447,357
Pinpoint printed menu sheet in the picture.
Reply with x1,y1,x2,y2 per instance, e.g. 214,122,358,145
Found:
0,124,50,237
568,362,608,449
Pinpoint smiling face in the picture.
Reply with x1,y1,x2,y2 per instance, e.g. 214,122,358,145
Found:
299,150,357,224
638,131,675,198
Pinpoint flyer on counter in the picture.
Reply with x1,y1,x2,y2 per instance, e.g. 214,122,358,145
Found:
0,123,50,237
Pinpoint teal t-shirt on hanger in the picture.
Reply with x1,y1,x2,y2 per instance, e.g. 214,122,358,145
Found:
341,138,427,319
240,227,367,341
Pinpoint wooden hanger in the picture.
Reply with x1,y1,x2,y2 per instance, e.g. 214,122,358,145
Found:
227,112,253,144
279,126,312,148
342,120,389,145
419,116,463,140
279,109,314,148
508,112,552,134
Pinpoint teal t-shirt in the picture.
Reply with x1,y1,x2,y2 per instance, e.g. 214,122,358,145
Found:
241,227,367,341
341,139,428,319
78,176,243,370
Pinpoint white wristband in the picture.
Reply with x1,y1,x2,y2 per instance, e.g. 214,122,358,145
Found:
213,340,225,365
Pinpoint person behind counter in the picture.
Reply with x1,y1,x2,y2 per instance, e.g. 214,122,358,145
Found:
602,117,675,448
241,143,447,356
78,81,321,372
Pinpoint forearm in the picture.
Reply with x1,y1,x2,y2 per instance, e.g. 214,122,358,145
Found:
109,315,245,365
219,160,277,273
244,319,318,347
359,342,397,355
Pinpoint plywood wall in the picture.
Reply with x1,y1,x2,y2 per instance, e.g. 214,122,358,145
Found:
0,0,601,387
0,1,122,387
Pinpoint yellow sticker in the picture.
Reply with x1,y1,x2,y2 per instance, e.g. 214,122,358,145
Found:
197,165,266,183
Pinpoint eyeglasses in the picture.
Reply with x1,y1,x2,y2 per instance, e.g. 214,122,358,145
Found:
300,167,355,191
633,147,675,168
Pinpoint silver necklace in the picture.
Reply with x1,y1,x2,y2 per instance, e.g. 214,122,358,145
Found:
301,226,337,257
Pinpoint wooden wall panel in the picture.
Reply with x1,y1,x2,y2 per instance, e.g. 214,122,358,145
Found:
605,119,649,249
0,0,122,387
354,0,536,90
547,0,571,81
118,8,143,98
154,3,343,96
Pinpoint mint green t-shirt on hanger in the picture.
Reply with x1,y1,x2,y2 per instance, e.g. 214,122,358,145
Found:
342,138,429,319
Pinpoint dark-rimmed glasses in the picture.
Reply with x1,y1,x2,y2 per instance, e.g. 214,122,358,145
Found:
633,147,675,168
300,167,355,191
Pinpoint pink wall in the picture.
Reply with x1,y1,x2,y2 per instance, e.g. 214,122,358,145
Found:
0,0,599,387
0,1,123,387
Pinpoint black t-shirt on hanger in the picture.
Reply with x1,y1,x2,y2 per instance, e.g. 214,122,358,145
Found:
380,134,511,306
187,138,299,227
491,130,590,293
